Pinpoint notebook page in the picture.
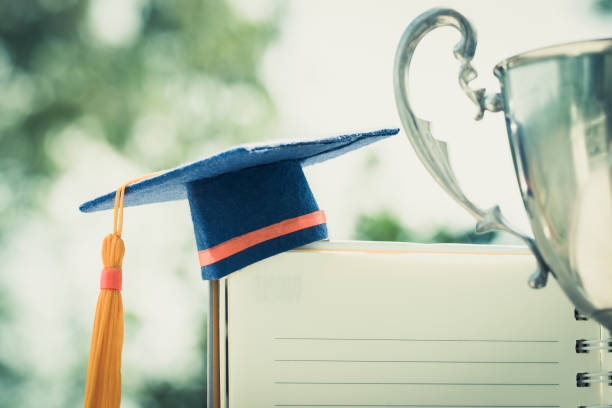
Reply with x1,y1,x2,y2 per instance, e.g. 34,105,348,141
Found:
224,241,602,407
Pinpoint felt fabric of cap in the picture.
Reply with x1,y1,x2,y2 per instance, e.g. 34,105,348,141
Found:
80,128,399,279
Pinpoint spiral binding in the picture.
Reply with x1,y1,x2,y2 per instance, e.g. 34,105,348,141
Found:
576,339,612,353
577,371,612,387
578,406,612,408
575,310,612,408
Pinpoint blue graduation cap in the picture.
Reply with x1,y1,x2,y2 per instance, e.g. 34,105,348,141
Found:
80,128,398,280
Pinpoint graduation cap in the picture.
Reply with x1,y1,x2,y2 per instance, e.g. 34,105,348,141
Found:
79,128,398,406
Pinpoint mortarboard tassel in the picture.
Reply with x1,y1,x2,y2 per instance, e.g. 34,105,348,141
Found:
84,173,160,407
83,184,127,408
83,232,124,407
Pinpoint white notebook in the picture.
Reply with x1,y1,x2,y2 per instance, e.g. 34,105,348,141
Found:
214,241,611,408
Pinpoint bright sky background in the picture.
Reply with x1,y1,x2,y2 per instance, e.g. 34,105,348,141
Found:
254,0,612,239
4,1,612,405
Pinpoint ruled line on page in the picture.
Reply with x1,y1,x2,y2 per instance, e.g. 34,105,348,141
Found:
274,382,559,386
273,405,561,407
274,359,559,364
274,405,561,407
273,337,559,343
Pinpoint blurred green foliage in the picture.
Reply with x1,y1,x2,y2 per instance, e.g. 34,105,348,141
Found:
132,315,207,406
595,0,612,12
136,380,205,408
0,287,23,408
0,0,279,406
354,209,498,244
0,0,279,238
0,361,24,408
354,209,416,242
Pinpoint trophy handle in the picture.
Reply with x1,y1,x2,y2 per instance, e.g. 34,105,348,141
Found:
393,8,551,289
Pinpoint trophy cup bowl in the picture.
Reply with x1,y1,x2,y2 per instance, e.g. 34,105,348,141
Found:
394,8,612,329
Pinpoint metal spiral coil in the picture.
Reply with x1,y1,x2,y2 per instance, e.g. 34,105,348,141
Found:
577,371,612,387
578,406,612,408
575,309,611,407
576,339,612,353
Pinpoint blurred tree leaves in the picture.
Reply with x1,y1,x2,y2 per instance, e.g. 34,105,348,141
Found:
132,315,207,407
594,0,612,12
0,0,279,406
0,361,25,408
0,286,24,408
354,209,416,242
136,379,205,408
354,209,497,244
0,0,280,238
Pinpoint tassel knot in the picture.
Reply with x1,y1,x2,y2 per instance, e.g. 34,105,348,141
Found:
102,233,125,270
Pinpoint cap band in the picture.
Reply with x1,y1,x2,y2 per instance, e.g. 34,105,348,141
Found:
198,210,326,268
100,268,122,291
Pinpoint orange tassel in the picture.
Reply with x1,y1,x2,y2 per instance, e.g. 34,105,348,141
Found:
83,233,125,407
84,184,127,408
83,172,162,407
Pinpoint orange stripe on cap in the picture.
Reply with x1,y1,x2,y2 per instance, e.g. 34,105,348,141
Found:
100,268,122,291
198,210,326,267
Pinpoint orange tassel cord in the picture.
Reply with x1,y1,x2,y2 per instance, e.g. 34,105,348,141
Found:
84,172,162,407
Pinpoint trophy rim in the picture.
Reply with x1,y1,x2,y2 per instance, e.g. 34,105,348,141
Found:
494,38,612,76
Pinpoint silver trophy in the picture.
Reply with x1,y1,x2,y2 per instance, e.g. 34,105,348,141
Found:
394,8,612,329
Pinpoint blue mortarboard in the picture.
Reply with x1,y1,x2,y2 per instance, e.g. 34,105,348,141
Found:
80,128,399,280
